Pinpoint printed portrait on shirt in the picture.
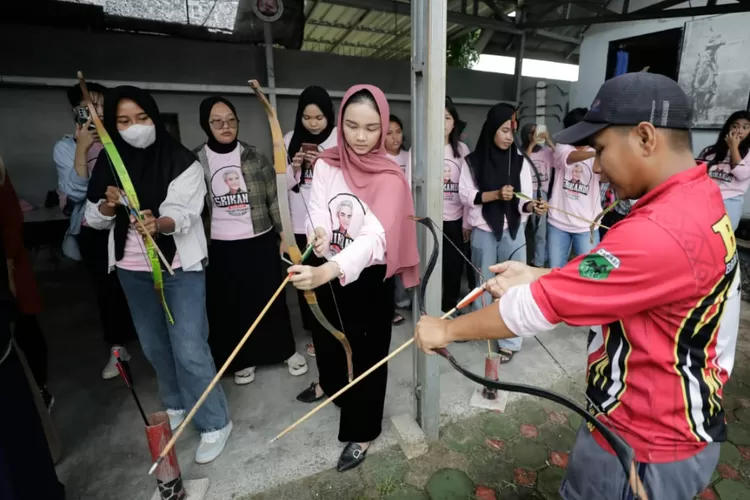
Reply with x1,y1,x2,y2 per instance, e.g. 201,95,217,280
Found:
211,166,250,216
562,162,593,200
328,194,366,254
443,158,460,201
531,156,550,190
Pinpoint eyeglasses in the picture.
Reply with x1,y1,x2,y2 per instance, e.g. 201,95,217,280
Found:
209,118,239,130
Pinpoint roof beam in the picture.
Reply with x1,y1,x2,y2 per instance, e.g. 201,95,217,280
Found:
322,0,582,44
567,1,617,16
327,8,370,52
522,2,750,29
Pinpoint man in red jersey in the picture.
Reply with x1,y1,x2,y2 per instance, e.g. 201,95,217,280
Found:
416,73,740,500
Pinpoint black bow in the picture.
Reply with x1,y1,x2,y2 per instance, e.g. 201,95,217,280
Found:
412,216,648,499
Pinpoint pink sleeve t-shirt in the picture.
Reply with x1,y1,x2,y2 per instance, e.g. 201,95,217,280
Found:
547,144,602,234
305,159,387,285
205,144,264,241
458,150,533,232
387,150,412,190
528,146,554,195
443,142,471,222
704,151,750,200
285,128,338,235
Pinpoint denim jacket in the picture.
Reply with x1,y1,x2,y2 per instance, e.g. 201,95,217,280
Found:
53,136,88,260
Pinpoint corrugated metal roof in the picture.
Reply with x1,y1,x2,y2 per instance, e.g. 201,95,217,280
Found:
58,0,611,63
302,1,496,59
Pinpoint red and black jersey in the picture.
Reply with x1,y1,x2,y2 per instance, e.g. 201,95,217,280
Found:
530,165,740,463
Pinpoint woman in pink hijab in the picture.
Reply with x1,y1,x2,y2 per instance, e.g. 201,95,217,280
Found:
288,85,419,472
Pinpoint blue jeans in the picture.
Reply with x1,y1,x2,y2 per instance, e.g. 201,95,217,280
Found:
532,192,548,267
471,226,526,352
117,268,229,432
724,195,743,231
546,223,600,269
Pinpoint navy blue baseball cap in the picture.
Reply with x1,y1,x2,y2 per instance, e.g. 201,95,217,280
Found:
553,73,693,145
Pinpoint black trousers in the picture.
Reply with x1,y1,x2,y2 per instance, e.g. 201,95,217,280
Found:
11,314,47,389
78,226,136,346
310,259,393,443
294,233,317,332
442,219,465,312
0,345,65,500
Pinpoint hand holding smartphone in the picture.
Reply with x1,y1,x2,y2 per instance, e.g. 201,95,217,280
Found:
301,143,319,168
534,124,548,145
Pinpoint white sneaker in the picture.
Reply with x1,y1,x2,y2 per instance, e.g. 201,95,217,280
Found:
286,352,308,376
234,367,256,385
167,409,186,431
102,346,130,380
195,420,233,464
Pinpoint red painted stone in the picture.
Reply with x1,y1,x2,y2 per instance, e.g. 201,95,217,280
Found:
475,486,497,500
550,451,569,469
698,487,718,500
519,424,538,438
547,411,568,425
717,463,740,480
485,439,506,452
514,468,537,487
738,446,750,461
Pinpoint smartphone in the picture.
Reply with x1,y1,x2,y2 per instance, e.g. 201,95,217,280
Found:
301,143,318,168
74,106,96,130
534,124,548,145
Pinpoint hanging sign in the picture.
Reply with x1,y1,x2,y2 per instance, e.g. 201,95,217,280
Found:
252,0,284,23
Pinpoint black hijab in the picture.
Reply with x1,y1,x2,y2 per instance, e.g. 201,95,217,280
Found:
465,103,524,241
288,86,335,187
199,96,239,154
87,86,196,266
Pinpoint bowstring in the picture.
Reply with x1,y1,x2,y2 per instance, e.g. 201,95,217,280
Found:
287,144,347,337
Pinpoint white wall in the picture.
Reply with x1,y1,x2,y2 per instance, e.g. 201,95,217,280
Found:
571,0,750,213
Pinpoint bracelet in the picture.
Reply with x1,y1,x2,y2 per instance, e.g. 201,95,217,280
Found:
155,218,161,234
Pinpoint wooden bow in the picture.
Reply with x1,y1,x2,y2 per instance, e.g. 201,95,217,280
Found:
249,80,354,382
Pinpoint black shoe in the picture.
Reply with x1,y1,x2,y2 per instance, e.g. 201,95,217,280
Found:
296,382,324,403
337,442,367,472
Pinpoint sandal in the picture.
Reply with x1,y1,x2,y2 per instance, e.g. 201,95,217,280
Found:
496,347,516,364
306,342,316,357
392,314,405,325
286,352,309,376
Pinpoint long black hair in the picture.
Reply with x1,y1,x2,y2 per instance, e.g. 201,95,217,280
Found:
445,99,465,159
388,114,407,151
520,122,541,153
700,111,750,167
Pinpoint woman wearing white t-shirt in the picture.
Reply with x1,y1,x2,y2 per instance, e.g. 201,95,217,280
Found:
195,96,307,386
698,110,750,231
284,86,338,354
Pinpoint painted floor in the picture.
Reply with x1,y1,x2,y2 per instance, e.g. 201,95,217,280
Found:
35,255,750,499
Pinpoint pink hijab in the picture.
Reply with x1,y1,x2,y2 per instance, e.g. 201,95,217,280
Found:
319,85,420,288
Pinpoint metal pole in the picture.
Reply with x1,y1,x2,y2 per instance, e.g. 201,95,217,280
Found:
263,22,277,109
513,11,526,104
411,0,446,441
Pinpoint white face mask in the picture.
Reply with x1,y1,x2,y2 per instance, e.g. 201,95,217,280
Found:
120,124,156,149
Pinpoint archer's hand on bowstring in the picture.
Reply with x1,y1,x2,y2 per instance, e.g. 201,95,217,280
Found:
99,186,125,217
132,209,159,236
483,261,540,299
